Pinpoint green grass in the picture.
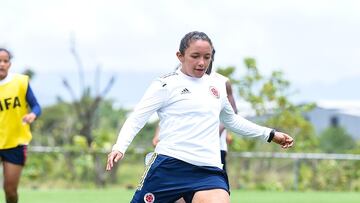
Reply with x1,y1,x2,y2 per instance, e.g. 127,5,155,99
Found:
230,191,360,203
0,188,358,203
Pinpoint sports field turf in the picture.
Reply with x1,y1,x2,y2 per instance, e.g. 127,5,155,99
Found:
1,188,358,203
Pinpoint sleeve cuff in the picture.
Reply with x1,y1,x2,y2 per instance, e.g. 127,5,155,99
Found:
267,129,276,143
111,144,126,154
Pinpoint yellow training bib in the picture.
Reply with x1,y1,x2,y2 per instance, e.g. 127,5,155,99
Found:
0,74,32,149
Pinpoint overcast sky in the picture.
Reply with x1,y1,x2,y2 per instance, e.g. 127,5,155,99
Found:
1,0,359,105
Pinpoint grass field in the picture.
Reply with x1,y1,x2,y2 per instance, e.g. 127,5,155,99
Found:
0,188,358,203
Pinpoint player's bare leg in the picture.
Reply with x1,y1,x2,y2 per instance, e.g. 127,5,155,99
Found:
3,161,23,203
192,189,229,203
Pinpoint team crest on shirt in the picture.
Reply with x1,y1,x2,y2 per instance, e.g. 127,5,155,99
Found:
209,86,220,99
144,193,155,203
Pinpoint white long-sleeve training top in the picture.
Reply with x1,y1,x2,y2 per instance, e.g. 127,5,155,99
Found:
211,72,231,152
112,69,272,169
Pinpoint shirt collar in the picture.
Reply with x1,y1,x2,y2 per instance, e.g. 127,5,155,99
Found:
0,73,14,85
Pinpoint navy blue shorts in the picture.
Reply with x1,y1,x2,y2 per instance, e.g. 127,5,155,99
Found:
0,145,27,166
131,153,229,203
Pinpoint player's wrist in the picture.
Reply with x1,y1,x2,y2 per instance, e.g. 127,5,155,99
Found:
267,129,276,143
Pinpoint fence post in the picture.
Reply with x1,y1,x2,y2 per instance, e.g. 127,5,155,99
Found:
293,158,301,190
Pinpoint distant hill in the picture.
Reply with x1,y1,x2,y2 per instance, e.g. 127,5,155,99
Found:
29,70,360,107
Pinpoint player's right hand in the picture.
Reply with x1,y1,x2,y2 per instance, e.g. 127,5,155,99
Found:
272,132,294,149
106,150,123,171
22,112,37,124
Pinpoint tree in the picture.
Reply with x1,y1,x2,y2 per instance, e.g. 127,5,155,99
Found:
22,68,35,79
218,57,318,152
218,58,319,190
319,126,356,153
62,37,116,186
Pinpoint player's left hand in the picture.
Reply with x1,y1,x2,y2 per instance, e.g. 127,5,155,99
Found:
272,132,294,149
22,112,37,124
106,150,123,171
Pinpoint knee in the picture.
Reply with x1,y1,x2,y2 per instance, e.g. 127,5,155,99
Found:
4,185,18,197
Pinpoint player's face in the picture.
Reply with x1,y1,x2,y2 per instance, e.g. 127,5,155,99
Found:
0,51,11,80
178,40,212,78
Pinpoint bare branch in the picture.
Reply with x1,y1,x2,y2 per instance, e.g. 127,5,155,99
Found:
62,78,82,117
95,64,101,96
62,79,77,101
70,34,85,93
100,76,115,97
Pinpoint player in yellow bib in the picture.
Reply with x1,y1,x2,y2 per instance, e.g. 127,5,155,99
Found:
0,48,41,203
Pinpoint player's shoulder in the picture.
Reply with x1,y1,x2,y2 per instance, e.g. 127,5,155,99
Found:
10,73,29,84
211,72,229,84
159,71,179,79
13,73,28,79
155,71,180,88
158,70,181,83
214,72,229,81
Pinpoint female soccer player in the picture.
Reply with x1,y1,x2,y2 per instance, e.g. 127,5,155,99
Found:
106,31,293,203
0,48,41,203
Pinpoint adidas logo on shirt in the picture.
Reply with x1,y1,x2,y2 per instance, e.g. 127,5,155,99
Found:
181,88,191,94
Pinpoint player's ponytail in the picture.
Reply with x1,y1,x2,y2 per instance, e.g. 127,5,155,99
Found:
206,49,216,75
